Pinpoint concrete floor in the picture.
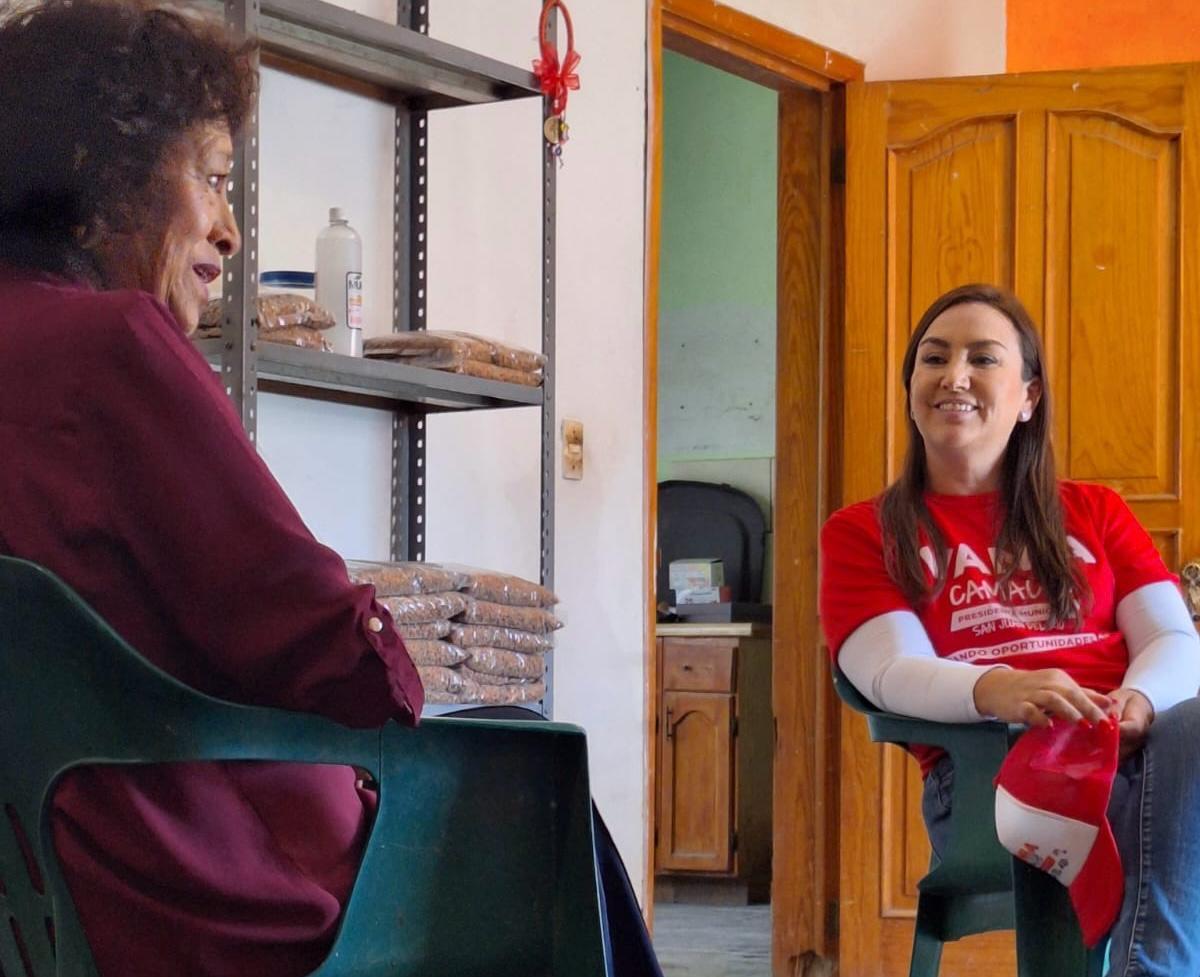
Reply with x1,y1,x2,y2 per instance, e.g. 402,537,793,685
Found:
652,903,771,977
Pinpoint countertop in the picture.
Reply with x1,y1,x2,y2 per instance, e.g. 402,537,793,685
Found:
655,621,772,639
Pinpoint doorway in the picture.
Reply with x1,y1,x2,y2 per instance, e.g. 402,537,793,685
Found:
644,3,861,975
651,46,778,977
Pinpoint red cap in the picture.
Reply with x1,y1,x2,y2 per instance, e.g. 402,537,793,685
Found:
994,717,1122,946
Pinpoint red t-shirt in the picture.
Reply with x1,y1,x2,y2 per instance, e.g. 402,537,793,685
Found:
820,481,1173,770
0,269,424,976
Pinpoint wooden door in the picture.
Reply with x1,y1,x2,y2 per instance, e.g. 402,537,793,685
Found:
658,689,735,872
840,63,1200,977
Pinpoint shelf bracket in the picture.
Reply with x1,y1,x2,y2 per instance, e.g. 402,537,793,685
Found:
389,0,430,563
222,0,262,442
539,5,558,718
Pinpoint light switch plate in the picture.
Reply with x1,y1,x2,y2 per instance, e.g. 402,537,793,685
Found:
562,419,583,480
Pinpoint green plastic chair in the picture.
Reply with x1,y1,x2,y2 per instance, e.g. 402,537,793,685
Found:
832,666,1106,977
0,556,612,977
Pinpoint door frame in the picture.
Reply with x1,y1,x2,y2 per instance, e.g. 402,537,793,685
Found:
644,2,862,972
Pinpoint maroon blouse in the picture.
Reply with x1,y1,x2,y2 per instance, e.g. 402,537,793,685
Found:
0,268,424,976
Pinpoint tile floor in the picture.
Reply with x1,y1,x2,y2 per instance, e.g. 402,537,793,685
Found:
652,902,772,977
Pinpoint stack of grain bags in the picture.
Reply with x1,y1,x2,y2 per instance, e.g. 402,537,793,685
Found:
345,560,561,705
449,570,559,704
363,330,546,387
196,294,336,351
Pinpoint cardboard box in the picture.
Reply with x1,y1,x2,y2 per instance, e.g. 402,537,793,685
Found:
675,602,773,624
675,585,733,605
669,558,724,592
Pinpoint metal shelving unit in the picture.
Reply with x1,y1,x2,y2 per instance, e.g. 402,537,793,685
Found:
217,0,556,715
194,339,543,411
205,0,541,106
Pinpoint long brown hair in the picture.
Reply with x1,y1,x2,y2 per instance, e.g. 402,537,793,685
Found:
877,284,1086,628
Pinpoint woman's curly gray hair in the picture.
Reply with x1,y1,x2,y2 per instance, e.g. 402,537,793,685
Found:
0,0,257,277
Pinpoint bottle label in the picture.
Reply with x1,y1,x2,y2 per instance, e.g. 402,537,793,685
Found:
346,272,363,331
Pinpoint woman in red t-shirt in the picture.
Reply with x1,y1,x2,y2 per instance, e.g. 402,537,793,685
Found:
819,283,1200,975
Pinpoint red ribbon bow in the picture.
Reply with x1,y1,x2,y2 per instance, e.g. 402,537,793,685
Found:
533,0,580,118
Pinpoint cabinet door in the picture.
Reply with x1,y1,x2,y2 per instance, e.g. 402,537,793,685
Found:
842,63,1200,977
657,690,734,873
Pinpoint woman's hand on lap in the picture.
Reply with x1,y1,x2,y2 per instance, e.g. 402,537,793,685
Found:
973,667,1113,727
1108,687,1154,759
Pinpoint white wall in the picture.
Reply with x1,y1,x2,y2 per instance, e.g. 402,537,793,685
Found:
724,0,1006,79
423,1,649,900
253,0,650,894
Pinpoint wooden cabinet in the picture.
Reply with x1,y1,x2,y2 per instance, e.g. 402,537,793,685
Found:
655,626,772,902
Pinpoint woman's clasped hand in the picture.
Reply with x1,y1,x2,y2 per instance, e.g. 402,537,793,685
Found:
972,667,1153,758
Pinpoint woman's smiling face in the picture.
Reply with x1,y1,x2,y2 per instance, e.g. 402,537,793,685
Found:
909,301,1041,473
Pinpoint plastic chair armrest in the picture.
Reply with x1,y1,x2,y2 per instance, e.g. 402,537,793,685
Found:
833,666,1020,893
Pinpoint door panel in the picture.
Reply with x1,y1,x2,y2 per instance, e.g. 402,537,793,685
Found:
892,119,1017,330
888,119,1019,477
1046,112,1181,497
880,745,931,915
841,63,1200,977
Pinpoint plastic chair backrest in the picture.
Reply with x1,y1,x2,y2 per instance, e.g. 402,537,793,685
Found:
0,557,609,977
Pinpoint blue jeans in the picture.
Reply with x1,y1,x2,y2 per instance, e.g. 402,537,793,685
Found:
922,696,1200,977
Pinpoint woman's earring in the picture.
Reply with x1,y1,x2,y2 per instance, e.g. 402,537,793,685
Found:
1020,410,1031,422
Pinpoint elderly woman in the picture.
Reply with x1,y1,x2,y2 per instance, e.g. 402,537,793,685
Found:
820,284,1200,976
0,2,423,975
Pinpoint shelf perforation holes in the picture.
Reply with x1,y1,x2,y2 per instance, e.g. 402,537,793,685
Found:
414,118,427,323
393,125,403,310
414,421,424,527
413,417,425,547
389,421,400,531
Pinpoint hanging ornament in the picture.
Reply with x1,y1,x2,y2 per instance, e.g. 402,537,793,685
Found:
532,0,580,158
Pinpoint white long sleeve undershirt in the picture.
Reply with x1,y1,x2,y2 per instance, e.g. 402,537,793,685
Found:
838,580,1200,722
1118,581,1200,716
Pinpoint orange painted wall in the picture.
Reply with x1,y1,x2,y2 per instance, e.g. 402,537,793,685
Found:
1007,0,1200,72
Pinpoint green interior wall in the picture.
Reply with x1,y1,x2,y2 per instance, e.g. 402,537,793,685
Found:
657,51,778,594
657,50,777,464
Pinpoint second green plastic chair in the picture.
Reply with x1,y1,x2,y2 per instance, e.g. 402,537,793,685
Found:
833,666,1106,977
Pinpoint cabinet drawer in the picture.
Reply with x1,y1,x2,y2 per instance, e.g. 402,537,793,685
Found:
662,639,734,692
